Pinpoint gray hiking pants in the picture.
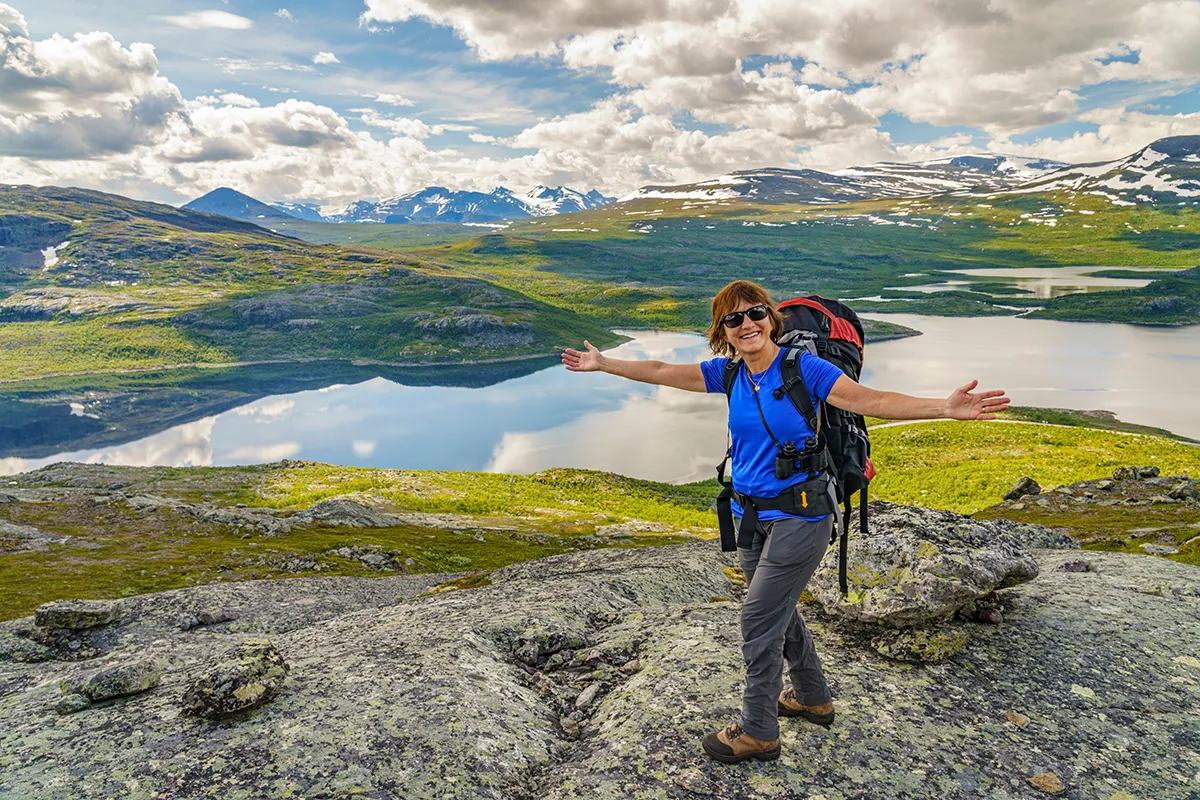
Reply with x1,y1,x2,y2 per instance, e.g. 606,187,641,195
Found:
736,512,833,740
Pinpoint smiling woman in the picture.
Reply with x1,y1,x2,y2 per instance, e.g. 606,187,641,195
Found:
562,278,1010,765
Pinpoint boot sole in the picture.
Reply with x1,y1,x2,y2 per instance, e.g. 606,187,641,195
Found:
702,738,781,764
778,705,834,727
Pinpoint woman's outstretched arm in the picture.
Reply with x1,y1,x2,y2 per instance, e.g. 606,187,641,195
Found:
561,340,708,393
826,375,1010,421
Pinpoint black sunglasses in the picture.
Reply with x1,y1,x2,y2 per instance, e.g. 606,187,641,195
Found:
722,304,770,328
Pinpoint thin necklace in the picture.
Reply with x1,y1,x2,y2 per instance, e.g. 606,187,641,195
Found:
748,366,768,392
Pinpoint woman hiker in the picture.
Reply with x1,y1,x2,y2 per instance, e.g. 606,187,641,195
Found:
561,279,1010,765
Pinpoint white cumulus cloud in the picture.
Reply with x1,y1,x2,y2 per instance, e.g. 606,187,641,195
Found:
161,10,253,30
313,51,340,65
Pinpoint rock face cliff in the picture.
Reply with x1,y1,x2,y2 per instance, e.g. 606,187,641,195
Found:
1,539,1196,799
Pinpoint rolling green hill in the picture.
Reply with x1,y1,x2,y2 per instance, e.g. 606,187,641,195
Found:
0,186,623,382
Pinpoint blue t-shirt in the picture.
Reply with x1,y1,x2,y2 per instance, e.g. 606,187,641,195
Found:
701,349,845,521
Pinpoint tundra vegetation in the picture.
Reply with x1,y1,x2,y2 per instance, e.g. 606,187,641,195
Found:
2,410,1196,622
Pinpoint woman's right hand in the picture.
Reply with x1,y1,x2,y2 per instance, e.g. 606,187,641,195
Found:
561,340,605,372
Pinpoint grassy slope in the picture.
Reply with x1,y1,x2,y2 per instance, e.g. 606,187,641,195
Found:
2,410,1196,619
0,186,623,382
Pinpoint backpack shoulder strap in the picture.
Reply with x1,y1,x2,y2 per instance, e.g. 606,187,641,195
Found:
775,345,820,434
721,358,741,401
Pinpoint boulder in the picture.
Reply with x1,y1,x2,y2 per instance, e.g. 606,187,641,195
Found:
1113,465,1161,481
34,599,124,631
180,641,289,718
1140,544,1179,555
293,498,404,528
56,660,162,713
1167,480,1200,502
1003,477,1041,501
809,502,1040,628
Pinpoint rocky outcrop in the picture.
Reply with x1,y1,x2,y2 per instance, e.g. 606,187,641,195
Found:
1003,476,1041,501
809,502,1054,629
292,498,405,528
979,468,1199,556
1,543,1196,799
0,288,156,320
121,494,293,536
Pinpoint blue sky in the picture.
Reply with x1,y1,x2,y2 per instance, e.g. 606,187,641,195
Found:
3,0,1199,205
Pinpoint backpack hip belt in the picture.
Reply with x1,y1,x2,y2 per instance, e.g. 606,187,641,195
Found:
726,472,837,550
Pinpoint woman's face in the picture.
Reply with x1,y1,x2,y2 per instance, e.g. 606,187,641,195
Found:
723,299,774,358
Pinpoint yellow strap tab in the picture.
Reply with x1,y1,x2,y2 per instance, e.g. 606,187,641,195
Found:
801,491,808,509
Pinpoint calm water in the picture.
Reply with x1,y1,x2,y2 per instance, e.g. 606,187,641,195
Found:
883,266,1168,299
2,319,1198,481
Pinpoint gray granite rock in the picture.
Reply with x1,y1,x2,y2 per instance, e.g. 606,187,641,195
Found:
34,599,124,631
809,502,1040,628
180,641,289,718
1,543,1197,800
1003,477,1041,501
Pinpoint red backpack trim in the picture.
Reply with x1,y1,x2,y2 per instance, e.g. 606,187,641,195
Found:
777,296,864,351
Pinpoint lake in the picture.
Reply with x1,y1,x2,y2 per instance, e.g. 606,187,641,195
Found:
2,317,1198,481
875,265,1173,300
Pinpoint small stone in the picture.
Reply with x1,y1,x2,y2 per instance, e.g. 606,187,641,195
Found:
1112,466,1136,480
1140,543,1179,555
1095,480,1114,491
1135,466,1160,479
583,648,603,666
1004,709,1029,728
73,660,161,702
976,608,1003,625
34,599,124,631
404,558,415,567
1149,495,1177,505
1056,560,1092,573
515,641,539,665
560,716,581,739
1029,772,1066,794
54,693,91,715
618,658,642,675
180,641,289,718
473,533,485,542
179,614,200,631
1004,477,1041,501
575,682,602,711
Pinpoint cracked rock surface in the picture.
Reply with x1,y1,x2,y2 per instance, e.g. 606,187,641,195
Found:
0,544,1197,799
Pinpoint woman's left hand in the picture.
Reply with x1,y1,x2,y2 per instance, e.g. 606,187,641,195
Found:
946,380,1010,420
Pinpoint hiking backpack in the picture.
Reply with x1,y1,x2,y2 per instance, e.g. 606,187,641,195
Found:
718,295,875,595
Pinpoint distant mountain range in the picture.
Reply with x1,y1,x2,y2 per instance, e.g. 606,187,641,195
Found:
183,185,615,226
628,136,1200,206
631,155,1074,204
183,135,1200,229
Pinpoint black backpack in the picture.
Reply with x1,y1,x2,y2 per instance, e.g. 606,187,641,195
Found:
720,296,874,595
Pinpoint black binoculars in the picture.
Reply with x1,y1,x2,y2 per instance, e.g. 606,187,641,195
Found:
774,437,820,480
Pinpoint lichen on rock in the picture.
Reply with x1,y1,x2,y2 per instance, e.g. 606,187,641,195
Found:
179,640,289,718
809,501,1041,628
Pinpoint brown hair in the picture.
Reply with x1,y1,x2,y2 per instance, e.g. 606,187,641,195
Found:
706,280,784,357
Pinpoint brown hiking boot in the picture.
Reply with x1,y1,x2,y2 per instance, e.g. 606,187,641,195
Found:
701,722,780,764
778,688,835,727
